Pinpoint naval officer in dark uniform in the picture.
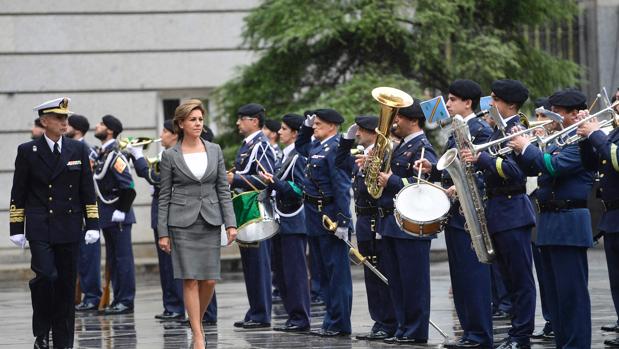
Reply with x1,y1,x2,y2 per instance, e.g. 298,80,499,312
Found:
9,97,100,349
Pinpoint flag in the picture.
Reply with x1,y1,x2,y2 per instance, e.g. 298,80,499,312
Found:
479,95,492,112
420,96,449,123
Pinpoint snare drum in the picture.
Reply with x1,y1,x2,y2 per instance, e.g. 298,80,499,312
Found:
232,190,279,243
394,183,451,237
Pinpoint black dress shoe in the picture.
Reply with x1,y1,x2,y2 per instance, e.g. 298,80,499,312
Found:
495,339,530,349
383,336,398,344
33,334,49,349
492,309,512,320
444,337,481,348
531,321,554,340
602,321,619,332
273,324,309,332
309,328,349,337
241,320,270,329
310,296,325,306
75,302,98,312
155,311,185,321
233,320,245,328
605,338,619,347
395,336,428,344
103,303,133,315
356,330,390,340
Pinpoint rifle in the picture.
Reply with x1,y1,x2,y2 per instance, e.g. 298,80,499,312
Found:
98,262,111,310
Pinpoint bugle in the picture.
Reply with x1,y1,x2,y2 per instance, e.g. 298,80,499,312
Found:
472,120,553,157
118,137,161,150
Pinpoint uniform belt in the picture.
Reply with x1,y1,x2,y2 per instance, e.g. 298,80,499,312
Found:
602,199,619,212
378,207,394,217
537,199,587,213
486,185,526,198
355,205,378,216
303,194,334,206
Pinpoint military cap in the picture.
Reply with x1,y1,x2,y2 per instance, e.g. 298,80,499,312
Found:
33,97,73,117
354,115,379,131
398,100,425,120
101,114,123,135
264,119,281,133
448,79,482,102
282,114,304,131
163,119,174,133
314,108,344,124
237,103,265,118
491,79,529,104
548,89,587,110
534,97,551,110
68,114,90,134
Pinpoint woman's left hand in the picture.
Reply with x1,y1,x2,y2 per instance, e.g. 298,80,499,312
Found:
226,227,237,246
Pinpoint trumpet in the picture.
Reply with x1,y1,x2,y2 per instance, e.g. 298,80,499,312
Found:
118,137,161,150
472,120,553,157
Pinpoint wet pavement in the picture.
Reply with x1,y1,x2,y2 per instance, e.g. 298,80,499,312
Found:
1,248,617,348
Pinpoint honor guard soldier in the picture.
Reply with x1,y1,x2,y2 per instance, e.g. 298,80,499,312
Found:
296,109,353,337
259,114,311,332
460,79,537,349
228,103,279,329
509,89,593,348
418,80,494,348
577,98,619,348
336,115,397,341
93,114,137,315
376,101,437,345
9,97,100,349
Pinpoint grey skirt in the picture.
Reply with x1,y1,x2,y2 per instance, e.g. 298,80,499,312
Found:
169,216,221,280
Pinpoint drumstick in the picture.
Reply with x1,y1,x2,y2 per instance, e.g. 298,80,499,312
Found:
255,160,274,183
416,147,425,186
227,166,236,173
412,176,448,193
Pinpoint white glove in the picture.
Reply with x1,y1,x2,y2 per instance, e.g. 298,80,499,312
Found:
126,144,144,160
111,210,126,223
304,114,316,127
335,227,349,241
375,232,382,240
344,124,358,140
9,234,27,248
84,230,100,244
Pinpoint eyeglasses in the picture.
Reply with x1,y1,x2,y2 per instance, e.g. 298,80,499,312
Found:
237,116,257,121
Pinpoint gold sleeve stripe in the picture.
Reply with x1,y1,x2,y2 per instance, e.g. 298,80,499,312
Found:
86,212,99,219
9,205,25,223
85,204,99,219
611,144,619,172
496,157,507,179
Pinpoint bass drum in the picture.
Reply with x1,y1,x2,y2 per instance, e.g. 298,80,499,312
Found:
232,190,279,244
394,183,450,237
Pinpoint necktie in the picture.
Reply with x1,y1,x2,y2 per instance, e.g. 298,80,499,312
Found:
53,142,60,163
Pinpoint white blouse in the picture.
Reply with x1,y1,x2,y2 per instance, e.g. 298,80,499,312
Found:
183,152,208,179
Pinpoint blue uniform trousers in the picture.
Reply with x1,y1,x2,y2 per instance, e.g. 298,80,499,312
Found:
271,234,311,328
540,246,591,348
491,264,513,315
311,234,352,332
78,236,101,305
445,227,493,347
382,236,431,340
357,239,397,334
102,224,136,307
492,227,536,344
531,241,551,323
153,228,184,314
605,233,619,320
308,236,324,302
239,240,272,323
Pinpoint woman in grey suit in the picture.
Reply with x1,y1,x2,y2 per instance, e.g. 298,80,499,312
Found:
158,99,237,349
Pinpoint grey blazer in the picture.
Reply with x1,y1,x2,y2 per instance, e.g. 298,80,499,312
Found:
157,139,236,237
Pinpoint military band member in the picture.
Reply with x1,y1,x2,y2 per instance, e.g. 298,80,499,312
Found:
336,115,397,340
296,109,353,336
577,100,619,348
93,114,137,315
9,97,100,349
259,114,311,332
377,101,437,345
228,103,278,329
263,119,283,161
460,80,536,349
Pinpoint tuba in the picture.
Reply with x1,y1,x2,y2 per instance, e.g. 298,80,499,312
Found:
437,115,495,264
365,87,414,199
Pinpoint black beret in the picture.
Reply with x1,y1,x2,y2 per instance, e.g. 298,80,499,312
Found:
264,119,281,133
534,97,551,110
448,79,482,102
354,115,379,131
101,114,123,135
491,79,529,104
282,113,304,131
303,110,314,118
314,108,344,124
398,100,425,120
237,103,265,118
548,89,587,110
163,119,174,133
68,114,90,134
201,126,214,142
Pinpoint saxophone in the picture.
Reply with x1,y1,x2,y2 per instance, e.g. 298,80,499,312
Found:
365,87,414,199
436,115,495,264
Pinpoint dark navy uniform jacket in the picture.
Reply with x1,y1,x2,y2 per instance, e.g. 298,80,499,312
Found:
476,116,536,233
517,134,594,247
133,156,160,230
336,138,378,242
580,127,619,233
269,146,307,235
93,140,136,229
295,125,352,233
10,136,100,243
378,132,437,240
232,131,279,192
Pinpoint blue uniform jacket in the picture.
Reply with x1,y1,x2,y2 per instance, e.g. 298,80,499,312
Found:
476,117,536,233
580,128,619,233
94,140,136,229
133,156,160,230
295,125,352,231
232,131,279,192
269,147,307,235
516,137,594,247
378,133,437,240
9,136,100,243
